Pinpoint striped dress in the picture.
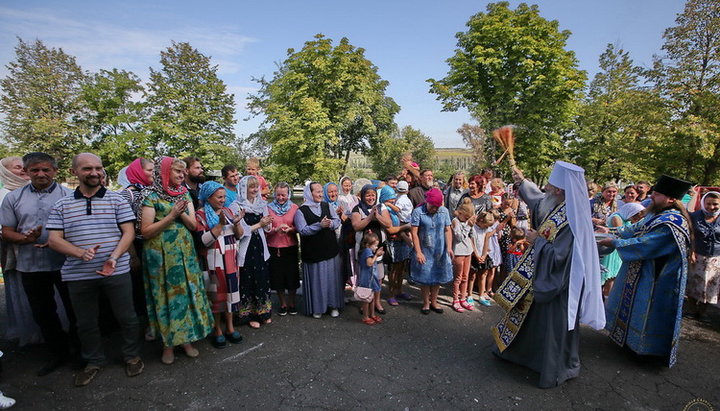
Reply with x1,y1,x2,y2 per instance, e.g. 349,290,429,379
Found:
196,208,241,313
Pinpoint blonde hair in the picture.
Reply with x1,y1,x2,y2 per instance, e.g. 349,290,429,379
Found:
171,158,187,170
246,175,259,188
246,157,260,168
477,211,495,225
490,178,504,190
455,202,475,220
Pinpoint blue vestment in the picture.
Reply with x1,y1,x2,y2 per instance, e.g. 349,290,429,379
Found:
605,209,690,367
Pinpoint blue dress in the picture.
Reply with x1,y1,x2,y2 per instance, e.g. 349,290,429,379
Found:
357,248,381,292
409,205,453,285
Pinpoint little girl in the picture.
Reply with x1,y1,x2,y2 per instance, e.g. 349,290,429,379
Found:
358,231,384,325
451,202,477,312
504,227,528,274
472,211,503,306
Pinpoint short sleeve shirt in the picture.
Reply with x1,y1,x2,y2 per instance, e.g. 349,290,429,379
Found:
46,186,135,281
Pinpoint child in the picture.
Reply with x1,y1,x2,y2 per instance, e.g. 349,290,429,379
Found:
245,157,271,200
488,178,506,209
358,232,384,325
471,211,503,306
504,227,528,274
451,202,477,312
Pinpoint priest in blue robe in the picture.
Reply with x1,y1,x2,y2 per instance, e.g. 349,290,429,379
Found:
601,175,693,367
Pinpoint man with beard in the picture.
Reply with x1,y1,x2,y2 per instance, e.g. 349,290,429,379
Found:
408,169,434,208
600,175,692,367
492,161,605,388
635,180,651,203
182,156,205,209
47,153,143,386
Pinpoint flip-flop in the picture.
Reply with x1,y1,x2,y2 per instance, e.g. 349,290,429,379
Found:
387,298,399,306
248,321,261,329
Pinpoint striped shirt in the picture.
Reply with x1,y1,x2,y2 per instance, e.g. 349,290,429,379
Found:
46,186,135,281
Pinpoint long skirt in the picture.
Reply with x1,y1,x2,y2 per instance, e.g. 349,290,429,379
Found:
687,254,720,304
302,255,344,316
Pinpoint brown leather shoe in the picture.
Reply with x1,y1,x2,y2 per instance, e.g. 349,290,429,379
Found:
125,357,144,377
75,365,100,387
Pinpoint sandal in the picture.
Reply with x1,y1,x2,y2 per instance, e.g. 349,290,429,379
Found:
387,297,399,306
371,315,383,323
361,318,376,326
249,321,261,329
460,300,474,311
452,301,465,313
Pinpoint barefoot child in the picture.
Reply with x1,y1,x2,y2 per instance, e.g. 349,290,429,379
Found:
358,231,384,325
451,202,477,312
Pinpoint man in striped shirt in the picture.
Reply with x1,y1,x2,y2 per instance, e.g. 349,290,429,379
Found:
47,153,144,387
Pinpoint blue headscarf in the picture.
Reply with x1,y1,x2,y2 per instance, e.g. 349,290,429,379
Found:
199,181,225,229
323,182,339,209
379,185,400,226
268,183,292,216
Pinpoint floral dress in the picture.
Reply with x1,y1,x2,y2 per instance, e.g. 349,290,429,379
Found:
142,192,213,346
238,211,272,322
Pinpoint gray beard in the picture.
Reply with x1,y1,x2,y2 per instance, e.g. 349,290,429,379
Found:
537,192,563,222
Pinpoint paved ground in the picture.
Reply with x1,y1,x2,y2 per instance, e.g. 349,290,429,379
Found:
1,283,718,410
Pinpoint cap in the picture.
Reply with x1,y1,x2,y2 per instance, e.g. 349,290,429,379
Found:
397,181,409,192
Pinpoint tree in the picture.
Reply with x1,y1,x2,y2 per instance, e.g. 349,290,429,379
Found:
428,2,586,182
457,123,489,174
145,41,238,171
369,125,436,179
0,38,89,171
569,44,670,182
646,0,720,184
248,34,400,184
81,68,150,178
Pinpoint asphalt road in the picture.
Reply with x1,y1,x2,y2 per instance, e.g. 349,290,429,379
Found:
1,284,718,410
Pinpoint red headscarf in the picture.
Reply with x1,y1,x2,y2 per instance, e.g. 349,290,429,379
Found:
126,158,151,187
425,188,443,207
149,157,188,201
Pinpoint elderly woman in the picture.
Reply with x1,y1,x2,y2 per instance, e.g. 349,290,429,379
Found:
458,175,493,214
294,182,343,318
410,188,453,314
266,182,300,316
141,157,213,364
687,191,720,319
590,182,618,229
230,176,273,329
195,181,244,348
0,156,38,347
352,184,392,313
324,182,346,236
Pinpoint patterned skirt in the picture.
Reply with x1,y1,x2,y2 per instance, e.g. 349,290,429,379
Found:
687,254,720,304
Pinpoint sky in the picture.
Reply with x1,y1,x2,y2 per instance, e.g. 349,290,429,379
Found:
0,0,686,148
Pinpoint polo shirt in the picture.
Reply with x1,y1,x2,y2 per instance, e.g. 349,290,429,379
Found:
46,186,135,281
0,182,72,272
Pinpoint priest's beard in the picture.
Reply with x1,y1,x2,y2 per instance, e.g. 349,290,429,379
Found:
537,191,563,222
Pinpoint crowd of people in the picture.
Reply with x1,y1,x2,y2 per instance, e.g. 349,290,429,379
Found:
0,148,715,398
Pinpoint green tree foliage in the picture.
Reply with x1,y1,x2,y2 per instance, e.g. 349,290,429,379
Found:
145,41,238,171
569,44,670,183
428,2,585,181
0,38,89,171
369,125,436,179
647,0,720,185
248,34,400,184
457,123,490,174
81,68,150,178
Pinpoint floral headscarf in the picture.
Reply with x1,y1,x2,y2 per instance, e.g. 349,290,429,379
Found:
235,175,267,215
146,157,188,202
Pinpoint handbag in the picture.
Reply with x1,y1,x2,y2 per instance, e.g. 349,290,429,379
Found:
354,286,373,303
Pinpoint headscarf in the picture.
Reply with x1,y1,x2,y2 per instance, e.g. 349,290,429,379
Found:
117,166,131,189
146,157,188,202
301,181,322,213
701,191,720,218
126,158,152,187
198,181,225,229
548,161,605,331
425,188,443,208
358,184,377,215
617,202,645,221
235,175,267,215
323,182,339,209
379,185,399,226
339,176,352,196
0,157,29,191
338,176,358,215
268,183,293,216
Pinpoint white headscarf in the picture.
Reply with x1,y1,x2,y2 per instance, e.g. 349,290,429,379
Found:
548,161,606,331
617,202,645,221
235,175,267,215
300,181,322,213
117,166,131,188
0,157,30,191
701,191,720,217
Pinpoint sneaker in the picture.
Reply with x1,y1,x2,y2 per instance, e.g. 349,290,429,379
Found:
75,365,100,387
479,298,492,307
278,306,288,316
330,309,340,318
313,313,322,319
0,391,16,409
288,306,298,315
452,301,465,313
125,357,144,377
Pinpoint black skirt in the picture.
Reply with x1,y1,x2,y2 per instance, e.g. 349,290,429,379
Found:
269,245,301,291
